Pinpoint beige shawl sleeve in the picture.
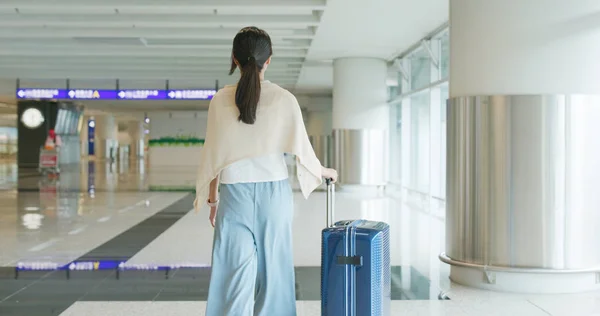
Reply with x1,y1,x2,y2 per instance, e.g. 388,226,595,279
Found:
194,86,322,210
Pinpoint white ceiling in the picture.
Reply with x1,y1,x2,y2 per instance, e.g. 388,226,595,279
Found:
0,0,448,113
297,0,448,91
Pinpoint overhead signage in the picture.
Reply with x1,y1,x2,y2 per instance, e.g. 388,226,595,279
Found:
117,90,168,100
167,89,217,100
17,88,215,100
16,89,67,99
67,89,117,100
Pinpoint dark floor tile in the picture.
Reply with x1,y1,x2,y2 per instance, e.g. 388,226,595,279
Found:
0,267,18,278
66,270,115,281
117,269,170,280
168,268,212,280
5,280,93,304
155,270,211,301
294,267,321,300
0,271,74,302
11,270,57,280
292,266,436,301
81,279,165,301
0,281,29,302
0,302,70,316
155,293,205,301
77,194,193,262
156,284,208,301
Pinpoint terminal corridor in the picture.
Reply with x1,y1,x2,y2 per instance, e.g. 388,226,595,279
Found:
0,0,600,315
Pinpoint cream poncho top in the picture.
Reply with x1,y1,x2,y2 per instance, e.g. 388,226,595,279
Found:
194,81,323,209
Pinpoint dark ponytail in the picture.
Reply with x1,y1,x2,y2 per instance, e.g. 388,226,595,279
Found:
229,27,273,125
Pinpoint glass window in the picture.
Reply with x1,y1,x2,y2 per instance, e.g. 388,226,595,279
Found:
387,86,399,101
409,92,430,193
441,84,449,120
390,104,402,182
0,127,18,156
390,27,449,201
439,84,449,199
410,49,431,90
397,72,404,95
440,33,450,79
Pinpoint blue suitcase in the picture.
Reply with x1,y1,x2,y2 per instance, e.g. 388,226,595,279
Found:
321,180,391,316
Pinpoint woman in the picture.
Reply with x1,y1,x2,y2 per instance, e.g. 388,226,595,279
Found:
194,26,338,316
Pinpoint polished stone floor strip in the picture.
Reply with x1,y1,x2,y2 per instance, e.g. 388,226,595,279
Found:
0,265,435,316
76,194,194,262
0,194,195,316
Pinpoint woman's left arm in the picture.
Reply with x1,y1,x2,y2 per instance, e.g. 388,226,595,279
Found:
194,92,219,211
208,176,219,227
208,176,219,203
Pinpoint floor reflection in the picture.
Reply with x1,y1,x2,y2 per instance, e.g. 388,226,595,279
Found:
0,161,19,190
0,159,154,193
0,158,456,316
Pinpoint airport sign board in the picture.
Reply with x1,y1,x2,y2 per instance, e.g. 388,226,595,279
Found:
17,89,216,100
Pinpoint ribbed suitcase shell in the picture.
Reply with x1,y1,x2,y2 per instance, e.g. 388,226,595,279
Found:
321,219,390,316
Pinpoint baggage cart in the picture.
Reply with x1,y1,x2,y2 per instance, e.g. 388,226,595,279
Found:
39,148,60,175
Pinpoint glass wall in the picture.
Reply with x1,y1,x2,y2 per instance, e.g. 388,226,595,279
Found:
0,127,17,157
389,29,449,202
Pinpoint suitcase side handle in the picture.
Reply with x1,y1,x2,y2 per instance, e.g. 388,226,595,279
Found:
326,178,335,228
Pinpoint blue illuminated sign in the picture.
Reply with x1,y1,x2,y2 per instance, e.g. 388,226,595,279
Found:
67,89,117,100
88,119,95,156
16,88,215,100
117,90,168,100
167,89,216,100
16,89,68,99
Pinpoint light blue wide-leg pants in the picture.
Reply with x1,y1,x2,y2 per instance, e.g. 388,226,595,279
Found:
206,180,296,316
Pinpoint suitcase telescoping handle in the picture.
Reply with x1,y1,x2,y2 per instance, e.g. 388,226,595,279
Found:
326,178,335,228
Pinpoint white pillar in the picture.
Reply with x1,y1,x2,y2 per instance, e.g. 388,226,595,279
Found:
445,0,600,293
128,120,145,158
332,58,389,186
94,115,117,160
307,110,332,137
333,58,389,129
306,110,332,167
451,0,600,96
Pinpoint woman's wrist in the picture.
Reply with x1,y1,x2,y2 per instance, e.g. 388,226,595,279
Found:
207,198,219,207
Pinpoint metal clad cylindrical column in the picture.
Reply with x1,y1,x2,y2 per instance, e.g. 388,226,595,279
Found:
447,0,600,293
332,58,388,186
443,95,600,293
306,109,332,167
309,135,331,167
333,129,387,186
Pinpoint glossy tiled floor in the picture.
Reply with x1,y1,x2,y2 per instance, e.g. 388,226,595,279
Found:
59,294,600,316
0,160,599,315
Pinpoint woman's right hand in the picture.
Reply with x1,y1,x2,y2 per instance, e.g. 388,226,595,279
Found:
322,167,338,184
209,205,217,228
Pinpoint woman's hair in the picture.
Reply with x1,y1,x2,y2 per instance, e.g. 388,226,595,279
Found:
229,26,273,124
